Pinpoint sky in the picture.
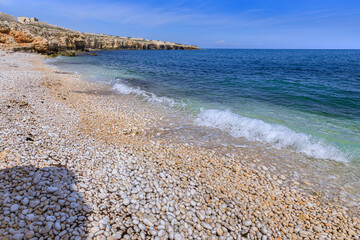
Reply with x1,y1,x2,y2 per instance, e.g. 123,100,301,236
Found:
1,0,360,49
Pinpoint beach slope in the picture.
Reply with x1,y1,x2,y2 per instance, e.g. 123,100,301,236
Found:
0,51,359,239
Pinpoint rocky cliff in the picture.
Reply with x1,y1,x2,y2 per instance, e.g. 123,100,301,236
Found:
0,13,198,54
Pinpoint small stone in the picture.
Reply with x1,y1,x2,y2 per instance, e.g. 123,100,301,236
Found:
46,216,56,222
149,228,157,236
243,220,252,227
26,213,35,221
348,229,356,236
158,230,165,237
47,187,58,193
294,226,301,233
83,205,91,212
203,222,212,230
70,202,79,208
143,217,154,227
21,197,29,205
33,173,42,183
113,233,122,239
10,204,19,212
169,231,175,239
29,199,40,208
18,221,26,228
67,197,76,202
123,198,130,206
174,233,184,240
41,223,54,234
216,227,223,236
299,230,310,238
12,234,24,240
313,226,322,233
260,227,268,235
54,221,61,231
138,223,146,231
144,187,152,193
196,211,206,221
98,193,107,199
24,231,35,239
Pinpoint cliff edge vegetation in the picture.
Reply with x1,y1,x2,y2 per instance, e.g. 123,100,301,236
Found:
0,12,198,54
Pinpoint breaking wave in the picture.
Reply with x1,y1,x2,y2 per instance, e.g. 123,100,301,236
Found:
195,109,347,162
112,82,186,109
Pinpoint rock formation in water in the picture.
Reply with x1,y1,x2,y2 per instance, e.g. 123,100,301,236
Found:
0,12,198,54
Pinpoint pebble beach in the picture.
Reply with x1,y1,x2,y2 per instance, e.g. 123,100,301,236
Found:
0,51,359,240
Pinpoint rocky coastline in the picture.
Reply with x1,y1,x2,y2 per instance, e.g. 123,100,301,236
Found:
0,50,359,240
0,13,198,55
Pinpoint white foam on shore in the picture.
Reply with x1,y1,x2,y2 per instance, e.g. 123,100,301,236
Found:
112,82,185,108
195,109,348,162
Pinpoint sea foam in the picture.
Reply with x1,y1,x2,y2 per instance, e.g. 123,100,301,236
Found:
112,82,185,108
195,109,347,162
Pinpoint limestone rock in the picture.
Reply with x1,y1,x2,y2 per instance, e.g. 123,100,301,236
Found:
0,14,198,54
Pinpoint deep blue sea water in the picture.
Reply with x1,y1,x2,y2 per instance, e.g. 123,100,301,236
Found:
48,49,360,163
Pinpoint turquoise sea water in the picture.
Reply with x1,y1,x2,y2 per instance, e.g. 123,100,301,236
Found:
49,49,360,163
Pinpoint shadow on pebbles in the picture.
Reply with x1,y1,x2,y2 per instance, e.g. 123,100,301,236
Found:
0,166,90,239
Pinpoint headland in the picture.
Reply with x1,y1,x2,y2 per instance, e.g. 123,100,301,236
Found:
0,12,198,55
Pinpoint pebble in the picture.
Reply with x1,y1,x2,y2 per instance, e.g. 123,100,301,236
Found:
149,228,158,236
300,230,310,238
123,198,130,206
47,187,58,193
203,222,212,230
21,197,29,205
143,217,154,227
217,227,224,236
196,211,206,221
12,233,24,240
24,231,35,239
41,223,53,234
243,220,252,227
10,204,19,212
46,216,57,222
158,230,166,237
33,173,42,183
174,233,184,240
54,221,61,231
260,227,268,235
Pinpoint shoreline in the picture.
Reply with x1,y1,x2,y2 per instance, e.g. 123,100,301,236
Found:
49,52,360,210
0,51,359,239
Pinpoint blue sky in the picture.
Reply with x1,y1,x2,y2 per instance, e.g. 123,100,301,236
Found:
1,0,360,48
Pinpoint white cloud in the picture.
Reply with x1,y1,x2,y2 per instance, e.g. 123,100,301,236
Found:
215,40,225,44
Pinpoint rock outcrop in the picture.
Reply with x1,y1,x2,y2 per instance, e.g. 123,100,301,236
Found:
0,12,17,23
0,13,198,54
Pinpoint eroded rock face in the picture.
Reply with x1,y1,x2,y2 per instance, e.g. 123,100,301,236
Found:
0,20,198,54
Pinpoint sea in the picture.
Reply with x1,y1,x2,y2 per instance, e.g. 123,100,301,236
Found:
48,49,360,206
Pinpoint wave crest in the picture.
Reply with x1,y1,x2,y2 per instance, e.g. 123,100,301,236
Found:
195,109,347,162
112,82,185,108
